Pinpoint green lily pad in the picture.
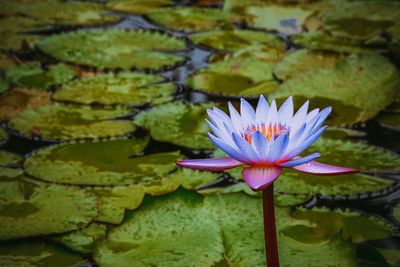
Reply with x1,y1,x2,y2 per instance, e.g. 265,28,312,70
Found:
322,1,400,41
6,62,76,90
134,102,216,149
8,103,136,140
53,72,174,106
393,201,400,225
0,179,98,240
94,189,225,266
291,32,379,54
0,80,10,94
0,240,87,267
274,49,344,80
0,1,119,25
376,112,400,128
87,168,220,224
0,151,22,166
187,57,279,96
270,54,400,125
50,223,107,254
0,17,47,50
189,29,285,52
107,0,173,14
322,127,364,141
0,87,53,120
232,44,289,63
24,137,185,186
0,128,6,143
377,248,400,267
242,4,313,35
0,53,15,71
0,167,23,180
146,6,235,32
37,29,186,70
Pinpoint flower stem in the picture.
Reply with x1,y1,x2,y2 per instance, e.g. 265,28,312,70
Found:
262,183,279,267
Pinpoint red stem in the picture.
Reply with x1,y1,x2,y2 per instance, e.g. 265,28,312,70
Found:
262,183,279,267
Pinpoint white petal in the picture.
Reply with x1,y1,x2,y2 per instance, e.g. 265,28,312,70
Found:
240,98,256,128
278,96,293,126
228,102,244,133
255,95,269,126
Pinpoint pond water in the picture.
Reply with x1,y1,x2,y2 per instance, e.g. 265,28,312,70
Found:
0,0,400,266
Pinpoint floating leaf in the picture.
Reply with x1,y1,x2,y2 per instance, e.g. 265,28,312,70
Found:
54,72,174,106
274,49,344,80
0,53,15,71
0,167,23,180
376,112,400,128
270,54,400,125
0,1,119,25
393,201,400,225
0,151,22,166
0,87,53,120
232,44,288,63
94,189,225,266
291,32,379,54
6,62,76,89
187,57,278,96
0,80,10,94
0,179,98,240
146,6,235,32
37,29,186,70
24,137,186,186
8,103,136,140
323,1,400,42
376,248,400,267
134,102,215,149
0,128,6,143
0,17,47,50
322,127,364,141
0,240,87,267
50,223,107,254
189,29,285,52
107,0,173,14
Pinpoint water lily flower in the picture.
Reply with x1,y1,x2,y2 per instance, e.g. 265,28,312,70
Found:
177,96,357,191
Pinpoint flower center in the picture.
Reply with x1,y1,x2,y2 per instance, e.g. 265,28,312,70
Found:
241,123,290,144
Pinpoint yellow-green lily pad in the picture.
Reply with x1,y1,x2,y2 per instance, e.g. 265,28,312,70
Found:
146,6,235,32
53,72,174,106
0,151,22,166
8,103,136,140
189,29,285,52
37,29,187,70
134,102,215,149
107,0,173,14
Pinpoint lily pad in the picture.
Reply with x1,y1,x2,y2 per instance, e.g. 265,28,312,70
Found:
50,223,107,254
376,112,400,128
94,189,225,266
274,49,344,80
187,57,279,96
0,53,15,71
24,137,185,186
377,248,400,267
53,72,174,106
0,128,6,143
0,151,22,166
134,102,215,149
322,1,400,42
37,29,186,70
0,16,47,50
0,80,10,94
291,32,379,54
8,103,136,140
107,0,173,14
146,6,235,32
0,179,98,240
0,1,119,25
0,167,23,180
322,127,364,141
393,201,400,225
0,87,53,120
232,44,289,63
270,54,400,125
6,63,76,90
189,29,285,52
0,240,87,267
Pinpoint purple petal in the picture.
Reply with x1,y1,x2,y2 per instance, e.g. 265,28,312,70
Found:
266,134,289,163
266,99,278,126
228,102,243,133
207,132,250,163
240,98,256,125
291,100,308,132
309,106,331,135
242,166,282,191
205,119,222,137
291,160,358,175
305,108,319,122
176,157,244,171
256,95,269,125
232,132,260,162
251,131,269,161
277,153,320,167
278,96,293,126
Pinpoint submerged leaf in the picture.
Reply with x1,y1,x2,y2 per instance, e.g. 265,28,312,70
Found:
54,72,174,105
37,29,186,70
8,103,136,140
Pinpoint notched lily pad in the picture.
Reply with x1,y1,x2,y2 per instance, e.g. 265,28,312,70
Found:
189,29,285,52
0,179,98,240
0,87,53,120
24,137,184,186
54,72,174,106
6,62,76,90
187,57,278,97
0,151,22,166
0,1,119,25
146,6,235,32
8,103,136,140
37,29,187,70
107,0,173,14
0,240,87,267
270,54,400,125
134,102,215,149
